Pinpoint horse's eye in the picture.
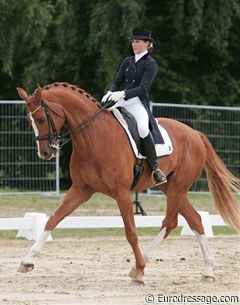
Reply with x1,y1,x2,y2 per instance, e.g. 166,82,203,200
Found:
38,117,46,125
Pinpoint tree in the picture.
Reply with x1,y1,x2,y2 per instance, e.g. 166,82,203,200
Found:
143,0,240,106
0,0,239,190
0,0,54,98
0,0,239,105
87,0,146,95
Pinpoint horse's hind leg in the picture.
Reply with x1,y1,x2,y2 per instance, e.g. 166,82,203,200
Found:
179,197,215,281
18,185,93,273
143,190,179,263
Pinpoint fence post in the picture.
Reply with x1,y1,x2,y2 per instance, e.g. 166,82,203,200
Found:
56,151,60,195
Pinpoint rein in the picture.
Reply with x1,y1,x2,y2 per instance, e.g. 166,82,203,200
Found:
29,98,112,149
59,103,108,147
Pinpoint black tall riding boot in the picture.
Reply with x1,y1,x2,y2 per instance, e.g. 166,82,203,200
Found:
142,133,167,186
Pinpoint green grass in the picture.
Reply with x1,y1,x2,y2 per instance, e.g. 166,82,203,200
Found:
0,192,223,217
0,226,235,240
0,192,238,239
51,226,236,238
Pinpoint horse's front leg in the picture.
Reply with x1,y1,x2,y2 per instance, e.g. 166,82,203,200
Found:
116,191,146,284
18,185,93,273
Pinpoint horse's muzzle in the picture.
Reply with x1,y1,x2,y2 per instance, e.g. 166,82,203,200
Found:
39,145,58,160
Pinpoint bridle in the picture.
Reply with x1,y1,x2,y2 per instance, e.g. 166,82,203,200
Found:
28,100,65,150
28,98,111,149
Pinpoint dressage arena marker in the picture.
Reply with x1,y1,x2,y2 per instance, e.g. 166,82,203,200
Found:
0,212,227,240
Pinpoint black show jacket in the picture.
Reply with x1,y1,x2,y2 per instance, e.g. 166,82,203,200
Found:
109,53,163,144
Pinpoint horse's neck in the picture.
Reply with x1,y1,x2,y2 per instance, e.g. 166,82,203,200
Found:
45,90,99,129
46,89,134,174
54,92,108,148
43,88,102,144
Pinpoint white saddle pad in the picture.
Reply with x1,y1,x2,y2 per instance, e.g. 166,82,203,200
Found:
111,108,173,159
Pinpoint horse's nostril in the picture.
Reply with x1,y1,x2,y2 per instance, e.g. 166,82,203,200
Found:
43,151,49,157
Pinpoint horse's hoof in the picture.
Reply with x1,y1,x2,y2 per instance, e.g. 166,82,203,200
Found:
201,275,215,282
18,263,34,273
131,278,145,286
128,267,145,285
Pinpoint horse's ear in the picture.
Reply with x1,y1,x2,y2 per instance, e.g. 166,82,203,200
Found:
35,84,42,102
16,87,29,101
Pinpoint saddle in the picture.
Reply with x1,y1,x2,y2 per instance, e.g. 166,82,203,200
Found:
111,107,173,190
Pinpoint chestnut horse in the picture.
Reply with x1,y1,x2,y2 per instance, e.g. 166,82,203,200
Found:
17,82,240,284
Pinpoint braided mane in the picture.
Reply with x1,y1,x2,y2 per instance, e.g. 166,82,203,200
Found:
42,82,99,104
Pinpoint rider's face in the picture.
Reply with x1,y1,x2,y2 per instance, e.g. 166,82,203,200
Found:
131,39,149,54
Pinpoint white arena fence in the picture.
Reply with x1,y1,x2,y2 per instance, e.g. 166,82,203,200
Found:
150,102,240,194
0,101,59,195
0,212,227,239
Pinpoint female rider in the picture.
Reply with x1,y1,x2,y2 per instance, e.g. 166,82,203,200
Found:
102,29,167,186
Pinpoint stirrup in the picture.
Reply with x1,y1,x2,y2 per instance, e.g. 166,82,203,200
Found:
152,169,167,186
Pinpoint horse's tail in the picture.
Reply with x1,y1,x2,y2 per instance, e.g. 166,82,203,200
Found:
198,132,240,232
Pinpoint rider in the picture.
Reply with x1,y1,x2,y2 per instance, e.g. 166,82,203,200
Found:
101,28,167,186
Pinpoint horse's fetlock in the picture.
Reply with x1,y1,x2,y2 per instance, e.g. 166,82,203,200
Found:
136,261,146,271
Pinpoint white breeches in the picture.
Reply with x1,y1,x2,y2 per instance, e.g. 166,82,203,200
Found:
109,97,149,138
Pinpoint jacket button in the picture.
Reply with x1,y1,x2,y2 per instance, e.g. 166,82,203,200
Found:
133,80,135,83
126,79,128,82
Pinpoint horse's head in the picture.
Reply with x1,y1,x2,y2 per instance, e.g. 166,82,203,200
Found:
17,85,65,160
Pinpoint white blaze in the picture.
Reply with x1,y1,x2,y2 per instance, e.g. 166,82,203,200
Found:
29,114,41,158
